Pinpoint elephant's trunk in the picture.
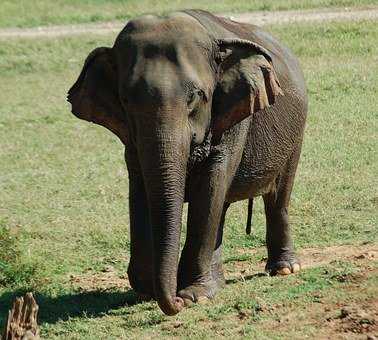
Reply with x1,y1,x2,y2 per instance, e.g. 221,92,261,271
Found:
139,133,188,315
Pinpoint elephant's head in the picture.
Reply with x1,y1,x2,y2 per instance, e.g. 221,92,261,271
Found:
67,13,282,315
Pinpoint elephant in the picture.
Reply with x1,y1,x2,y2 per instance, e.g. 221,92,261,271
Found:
67,9,307,316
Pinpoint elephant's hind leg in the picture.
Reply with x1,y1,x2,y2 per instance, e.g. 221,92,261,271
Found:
263,144,302,275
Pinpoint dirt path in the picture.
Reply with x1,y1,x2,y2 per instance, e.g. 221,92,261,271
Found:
69,243,377,291
227,243,378,282
1,6,377,39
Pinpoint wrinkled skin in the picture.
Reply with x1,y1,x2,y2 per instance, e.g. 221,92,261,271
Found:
67,10,307,316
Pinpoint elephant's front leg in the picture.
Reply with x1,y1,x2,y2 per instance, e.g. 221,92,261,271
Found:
127,173,155,298
178,169,228,304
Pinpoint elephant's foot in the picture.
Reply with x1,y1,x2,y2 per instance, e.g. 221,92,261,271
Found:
135,292,153,302
265,249,301,276
127,265,155,299
129,281,155,300
178,246,225,306
178,264,225,306
178,276,223,306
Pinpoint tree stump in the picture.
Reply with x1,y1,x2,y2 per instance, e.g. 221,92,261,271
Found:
2,293,40,340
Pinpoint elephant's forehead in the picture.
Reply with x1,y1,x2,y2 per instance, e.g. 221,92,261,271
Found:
121,12,210,49
126,12,203,34
115,13,215,99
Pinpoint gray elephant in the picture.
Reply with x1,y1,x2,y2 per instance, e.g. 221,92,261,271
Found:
68,10,307,315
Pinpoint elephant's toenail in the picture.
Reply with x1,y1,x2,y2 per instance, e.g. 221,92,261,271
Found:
183,298,194,307
197,296,209,305
292,263,301,273
277,267,291,275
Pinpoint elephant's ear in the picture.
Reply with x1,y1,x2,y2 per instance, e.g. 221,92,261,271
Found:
67,47,128,144
211,38,283,143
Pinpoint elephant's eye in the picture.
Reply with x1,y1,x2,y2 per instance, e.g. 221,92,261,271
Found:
187,89,207,114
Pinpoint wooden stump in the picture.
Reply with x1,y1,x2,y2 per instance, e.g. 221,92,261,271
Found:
2,293,40,340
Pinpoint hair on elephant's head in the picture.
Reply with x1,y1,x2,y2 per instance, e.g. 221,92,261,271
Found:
67,12,282,316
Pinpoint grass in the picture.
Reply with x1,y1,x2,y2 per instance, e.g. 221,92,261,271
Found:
0,18,377,338
0,0,377,28
0,220,39,287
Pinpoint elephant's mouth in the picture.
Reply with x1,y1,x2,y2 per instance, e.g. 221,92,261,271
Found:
187,131,212,172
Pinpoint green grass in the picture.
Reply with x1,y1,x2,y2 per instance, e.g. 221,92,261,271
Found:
0,19,377,339
0,0,377,28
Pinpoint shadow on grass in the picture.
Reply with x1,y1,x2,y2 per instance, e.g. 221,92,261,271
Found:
0,272,269,327
0,288,143,326
226,272,268,285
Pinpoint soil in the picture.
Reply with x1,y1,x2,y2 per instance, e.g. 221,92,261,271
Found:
228,243,377,280
68,243,377,291
0,6,377,39
68,243,377,338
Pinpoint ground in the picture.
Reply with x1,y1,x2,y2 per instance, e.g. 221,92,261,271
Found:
0,2,377,339
1,0,377,28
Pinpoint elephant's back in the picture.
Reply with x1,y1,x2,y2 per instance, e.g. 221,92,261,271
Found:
183,10,307,104
238,23,307,105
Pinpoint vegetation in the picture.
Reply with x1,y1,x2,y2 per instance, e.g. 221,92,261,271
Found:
0,0,376,28
0,221,38,287
0,15,377,339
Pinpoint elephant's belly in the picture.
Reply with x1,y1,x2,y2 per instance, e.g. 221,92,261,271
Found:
226,170,278,202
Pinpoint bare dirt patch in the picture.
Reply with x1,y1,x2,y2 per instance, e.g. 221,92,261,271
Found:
300,243,377,269
228,243,377,282
228,6,378,26
326,299,378,338
0,7,377,39
303,275,377,339
69,265,130,292
236,264,378,340
260,294,378,340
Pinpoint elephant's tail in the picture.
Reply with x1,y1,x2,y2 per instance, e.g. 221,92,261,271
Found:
246,198,253,235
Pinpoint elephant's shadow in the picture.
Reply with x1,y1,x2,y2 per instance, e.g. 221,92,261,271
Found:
0,288,141,326
0,273,267,326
